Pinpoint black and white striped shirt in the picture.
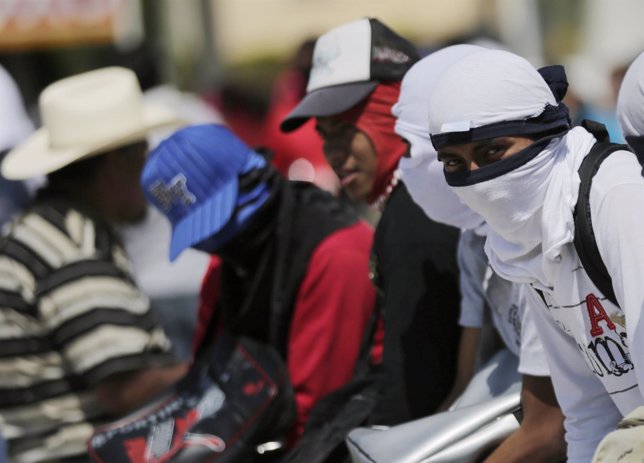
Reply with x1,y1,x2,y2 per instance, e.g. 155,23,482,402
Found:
0,197,175,463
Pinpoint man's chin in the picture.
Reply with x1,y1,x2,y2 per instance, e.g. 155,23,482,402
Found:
343,187,369,204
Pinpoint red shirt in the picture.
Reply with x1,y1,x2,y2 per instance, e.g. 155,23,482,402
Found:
194,221,379,439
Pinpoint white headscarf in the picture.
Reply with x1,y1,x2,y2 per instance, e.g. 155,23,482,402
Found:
616,51,644,138
393,44,486,231
427,50,596,287
429,50,557,135
429,50,558,135
0,65,33,152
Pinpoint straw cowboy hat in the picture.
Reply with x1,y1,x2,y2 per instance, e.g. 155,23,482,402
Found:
1,66,182,180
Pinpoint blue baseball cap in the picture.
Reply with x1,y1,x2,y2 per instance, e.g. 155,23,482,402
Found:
142,124,266,260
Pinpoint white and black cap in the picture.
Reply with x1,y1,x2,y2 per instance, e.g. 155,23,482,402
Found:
280,18,419,132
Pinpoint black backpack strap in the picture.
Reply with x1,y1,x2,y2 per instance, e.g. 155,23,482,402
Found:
573,139,628,307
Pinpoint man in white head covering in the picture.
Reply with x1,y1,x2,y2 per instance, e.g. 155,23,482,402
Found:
427,48,644,463
0,67,188,463
617,51,644,157
394,44,485,231
394,46,567,462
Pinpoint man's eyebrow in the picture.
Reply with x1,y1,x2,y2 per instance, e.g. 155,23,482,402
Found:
437,151,457,161
473,138,511,151
473,140,492,151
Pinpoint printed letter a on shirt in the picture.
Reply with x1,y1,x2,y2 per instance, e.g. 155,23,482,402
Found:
586,293,616,336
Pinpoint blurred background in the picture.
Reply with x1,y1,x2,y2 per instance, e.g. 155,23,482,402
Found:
0,0,642,139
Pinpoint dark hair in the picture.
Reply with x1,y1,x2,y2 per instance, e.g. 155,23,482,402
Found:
47,153,106,189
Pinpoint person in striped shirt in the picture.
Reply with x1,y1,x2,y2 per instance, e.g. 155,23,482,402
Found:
0,67,187,463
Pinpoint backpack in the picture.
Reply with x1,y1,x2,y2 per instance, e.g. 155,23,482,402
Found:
573,120,632,307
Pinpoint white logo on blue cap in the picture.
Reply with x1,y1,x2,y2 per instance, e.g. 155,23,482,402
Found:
149,174,197,212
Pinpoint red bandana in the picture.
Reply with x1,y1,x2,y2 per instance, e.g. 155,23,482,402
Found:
340,82,406,204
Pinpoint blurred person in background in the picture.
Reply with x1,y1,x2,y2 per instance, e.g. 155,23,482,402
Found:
564,89,625,143
142,123,378,444
0,64,37,226
0,67,187,463
281,18,462,426
616,50,644,158
206,81,268,150
205,41,341,197
395,46,566,462
563,55,630,143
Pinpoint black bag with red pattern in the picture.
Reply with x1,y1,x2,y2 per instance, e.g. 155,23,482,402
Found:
87,331,296,463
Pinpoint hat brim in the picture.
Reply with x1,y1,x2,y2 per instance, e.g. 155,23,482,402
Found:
280,81,378,132
168,175,238,261
1,103,184,180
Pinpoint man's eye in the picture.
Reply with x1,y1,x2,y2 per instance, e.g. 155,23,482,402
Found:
486,146,504,157
440,157,465,172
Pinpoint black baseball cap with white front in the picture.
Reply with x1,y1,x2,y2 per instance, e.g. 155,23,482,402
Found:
280,18,419,133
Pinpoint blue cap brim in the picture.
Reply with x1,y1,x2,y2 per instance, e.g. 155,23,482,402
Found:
168,176,239,261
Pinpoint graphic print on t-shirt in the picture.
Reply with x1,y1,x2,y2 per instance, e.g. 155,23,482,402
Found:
540,251,639,413
581,293,633,378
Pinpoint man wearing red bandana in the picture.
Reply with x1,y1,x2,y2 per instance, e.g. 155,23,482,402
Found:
282,18,462,425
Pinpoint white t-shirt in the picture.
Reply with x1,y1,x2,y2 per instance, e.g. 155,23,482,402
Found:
524,149,644,463
458,229,550,376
